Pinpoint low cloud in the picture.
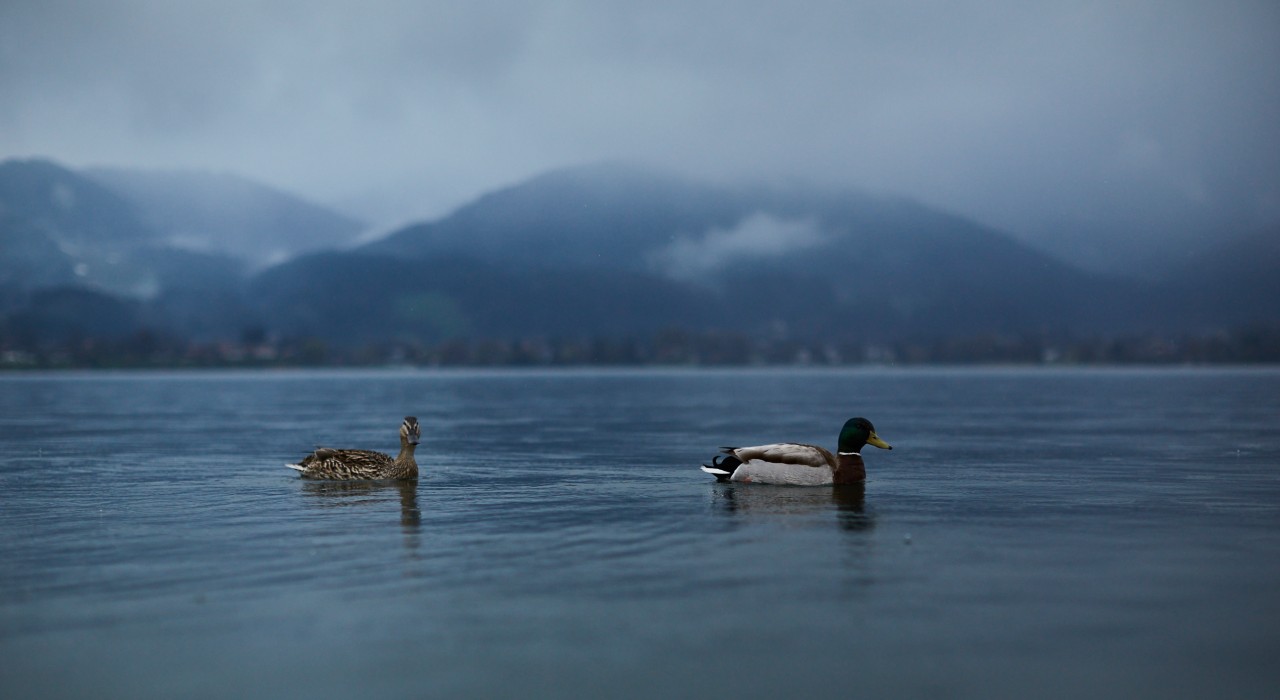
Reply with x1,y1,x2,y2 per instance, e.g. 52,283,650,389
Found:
652,213,827,280
1,1,1276,252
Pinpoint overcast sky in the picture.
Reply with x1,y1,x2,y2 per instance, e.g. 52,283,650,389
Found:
2,0,1277,251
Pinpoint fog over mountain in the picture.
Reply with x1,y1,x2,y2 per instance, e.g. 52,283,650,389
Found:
263,161,1274,350
2,158,1277,363
2,2,1276,276
0,158,361,344
85,167,366,268
0,158,364,297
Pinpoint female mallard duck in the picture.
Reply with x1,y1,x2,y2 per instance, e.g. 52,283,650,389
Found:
701,417,891,485
287,416,421,480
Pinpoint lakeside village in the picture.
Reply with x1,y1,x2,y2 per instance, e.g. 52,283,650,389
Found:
3,324,1279,369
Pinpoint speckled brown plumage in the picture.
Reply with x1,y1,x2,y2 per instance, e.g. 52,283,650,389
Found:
288,417,421,480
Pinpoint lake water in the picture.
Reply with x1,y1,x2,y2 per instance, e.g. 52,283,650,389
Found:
1,367,1278,698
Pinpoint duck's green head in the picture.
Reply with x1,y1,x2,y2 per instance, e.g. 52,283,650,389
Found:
838,417,892,453
400,416,421,446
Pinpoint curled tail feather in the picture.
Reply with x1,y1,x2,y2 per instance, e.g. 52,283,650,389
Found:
700,453,742,482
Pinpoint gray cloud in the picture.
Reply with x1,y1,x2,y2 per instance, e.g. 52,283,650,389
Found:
650,213,826,279
2,0,1277,262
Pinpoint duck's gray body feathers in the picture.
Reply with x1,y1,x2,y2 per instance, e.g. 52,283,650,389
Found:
702,443,849,485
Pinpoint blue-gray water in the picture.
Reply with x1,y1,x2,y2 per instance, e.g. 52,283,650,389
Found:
2,367,1278,698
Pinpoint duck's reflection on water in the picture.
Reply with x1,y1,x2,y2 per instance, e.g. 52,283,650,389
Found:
300,479,421,531
713,483,875,532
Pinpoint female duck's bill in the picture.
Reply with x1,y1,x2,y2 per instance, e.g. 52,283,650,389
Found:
286,416,421,481
701,416,891,486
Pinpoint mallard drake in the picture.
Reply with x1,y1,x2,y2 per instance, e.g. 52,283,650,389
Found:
701,417,891,485
287,416,421,480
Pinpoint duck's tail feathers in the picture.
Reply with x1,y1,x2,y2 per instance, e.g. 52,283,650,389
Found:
700,454,740,482
285,463,305,472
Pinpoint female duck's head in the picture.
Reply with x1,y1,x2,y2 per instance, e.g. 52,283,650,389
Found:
838,417,892,454
400,416,421,446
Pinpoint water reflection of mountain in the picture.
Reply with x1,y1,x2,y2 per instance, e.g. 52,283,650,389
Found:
712,483,874,532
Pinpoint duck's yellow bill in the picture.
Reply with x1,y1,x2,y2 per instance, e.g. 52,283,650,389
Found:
866,433,892,450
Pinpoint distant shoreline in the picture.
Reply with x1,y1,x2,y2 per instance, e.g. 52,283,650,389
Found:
6,323,1279,370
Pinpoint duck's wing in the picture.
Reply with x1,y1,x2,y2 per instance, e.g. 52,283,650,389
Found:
727,443,836,469
288,448,394,480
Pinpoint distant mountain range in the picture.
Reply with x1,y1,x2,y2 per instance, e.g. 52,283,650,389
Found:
1,157,1276,363
265,162,1233,345
1,158,365,295
0,158,366,343
85,167,365,267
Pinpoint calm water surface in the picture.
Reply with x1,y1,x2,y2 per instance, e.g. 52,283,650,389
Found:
1,367,1278,698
